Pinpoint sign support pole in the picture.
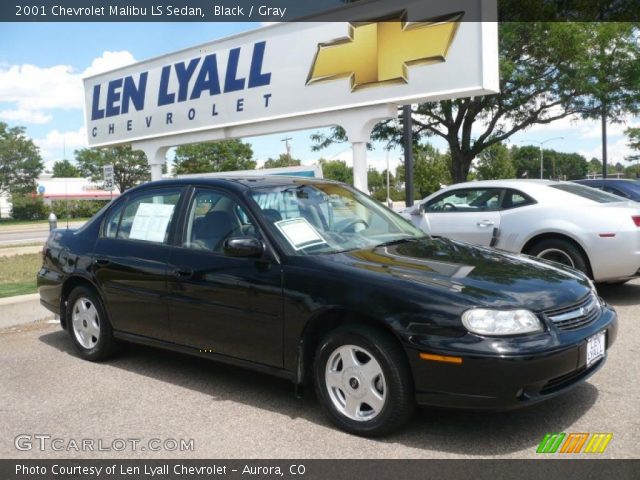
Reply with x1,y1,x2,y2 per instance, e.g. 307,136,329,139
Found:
132,143,169,182
132,104,396,189
351,142,368,192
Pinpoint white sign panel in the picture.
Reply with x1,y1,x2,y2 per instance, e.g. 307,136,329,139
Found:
275,217,327,250
84,0,498,147
129,203,175,242
103,164,114,191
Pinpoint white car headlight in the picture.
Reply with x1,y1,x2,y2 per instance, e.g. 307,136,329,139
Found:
462,309,543,336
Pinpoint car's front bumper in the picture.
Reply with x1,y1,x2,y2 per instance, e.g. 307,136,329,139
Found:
406,307,618,410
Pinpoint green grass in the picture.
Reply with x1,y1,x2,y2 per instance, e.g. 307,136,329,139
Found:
0,281,37,298
0,253,42,298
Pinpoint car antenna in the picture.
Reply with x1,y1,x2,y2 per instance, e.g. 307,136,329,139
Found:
65,179,69,229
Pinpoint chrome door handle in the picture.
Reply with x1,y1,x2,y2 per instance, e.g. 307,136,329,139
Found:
477,221,495,227
173,267,194,279
93,257,111,266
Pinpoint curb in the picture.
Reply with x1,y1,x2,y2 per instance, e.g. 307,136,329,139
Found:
0,293,55,329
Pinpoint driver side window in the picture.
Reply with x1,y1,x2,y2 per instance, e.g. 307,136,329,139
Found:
425,189,503,213
183,189,255,253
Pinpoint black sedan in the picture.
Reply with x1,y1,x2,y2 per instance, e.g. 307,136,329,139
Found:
38,177,617,436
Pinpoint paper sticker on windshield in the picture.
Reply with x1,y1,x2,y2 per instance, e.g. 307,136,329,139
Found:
129,203,175,243
275,218,326,250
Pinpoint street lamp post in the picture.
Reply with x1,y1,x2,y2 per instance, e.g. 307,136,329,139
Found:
520,137,564,179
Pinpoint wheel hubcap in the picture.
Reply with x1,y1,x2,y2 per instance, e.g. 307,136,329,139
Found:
537,248,575,267
71,297,100,349
325,345,387,422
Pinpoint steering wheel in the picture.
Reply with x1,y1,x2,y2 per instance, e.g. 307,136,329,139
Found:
442,202,458,211
338,219,369,233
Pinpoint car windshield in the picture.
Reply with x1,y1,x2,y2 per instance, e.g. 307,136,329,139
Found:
249,182,426,255
550,183,624,203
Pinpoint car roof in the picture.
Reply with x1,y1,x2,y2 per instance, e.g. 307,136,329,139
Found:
574,178,639,184
438,179,561,190
126,175,339,195
414,178,629,207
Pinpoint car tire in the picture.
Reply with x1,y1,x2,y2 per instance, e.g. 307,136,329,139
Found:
66,286,117,361
313,324,415,437
528,238,590,276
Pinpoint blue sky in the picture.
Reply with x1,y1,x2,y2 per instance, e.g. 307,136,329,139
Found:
1,22,638,175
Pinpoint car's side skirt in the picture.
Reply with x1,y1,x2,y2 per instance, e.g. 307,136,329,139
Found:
113,330,296,382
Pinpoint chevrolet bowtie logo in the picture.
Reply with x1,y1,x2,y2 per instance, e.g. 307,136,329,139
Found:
307,12,463,91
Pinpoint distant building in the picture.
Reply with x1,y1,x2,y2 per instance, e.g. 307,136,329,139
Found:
0,174,119,218
35,174,120,204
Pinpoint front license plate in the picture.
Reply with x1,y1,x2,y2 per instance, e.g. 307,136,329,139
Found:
586,331,606,367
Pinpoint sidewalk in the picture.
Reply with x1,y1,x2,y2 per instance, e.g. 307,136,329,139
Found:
0,293,55,329
0,220,85,234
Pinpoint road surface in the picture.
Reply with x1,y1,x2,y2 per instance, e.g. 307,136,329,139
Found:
0,221,85,247
0,281,638,459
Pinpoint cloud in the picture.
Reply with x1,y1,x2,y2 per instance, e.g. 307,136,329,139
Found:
34,127,88,161
578,136,638,165
82,50,136,78
0,51,135,125
0,109,51,124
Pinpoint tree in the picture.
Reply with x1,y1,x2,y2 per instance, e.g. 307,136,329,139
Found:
412,145,452,198
312,23,639,183
588,157,603,175
262,154,301,169
511,146,543,179
548,152,588,180
52,159,81,178
510,146,588,180
367,168,385,193
173,139,255,174
395,144,451,198
627,127,640,156
577,23,640,177
318,159,352,183
475,143,515,180
75,145,150,192
0,122,43,197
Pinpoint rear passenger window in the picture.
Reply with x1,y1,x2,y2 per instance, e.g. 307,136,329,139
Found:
602,186,628,198
103,202,124,239
502,189,536,210
116,189,182,243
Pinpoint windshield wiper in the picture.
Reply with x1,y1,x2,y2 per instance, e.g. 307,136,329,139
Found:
375,237,419,248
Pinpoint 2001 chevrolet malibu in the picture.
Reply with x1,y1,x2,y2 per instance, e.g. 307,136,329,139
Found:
38,177,617,436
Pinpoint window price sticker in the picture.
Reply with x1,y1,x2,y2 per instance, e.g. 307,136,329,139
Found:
275,217,326,250
129,203,175,242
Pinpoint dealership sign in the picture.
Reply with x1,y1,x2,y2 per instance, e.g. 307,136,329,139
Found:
83,0,498,147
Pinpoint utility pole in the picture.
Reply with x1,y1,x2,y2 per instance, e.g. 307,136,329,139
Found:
520,137,564,179
402,105,414,207
601,105,608,178
281,136,293,163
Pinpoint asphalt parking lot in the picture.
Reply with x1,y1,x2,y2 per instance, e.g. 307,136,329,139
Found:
1,280,639,459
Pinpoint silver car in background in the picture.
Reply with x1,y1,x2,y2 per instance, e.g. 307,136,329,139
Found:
400,180,640,284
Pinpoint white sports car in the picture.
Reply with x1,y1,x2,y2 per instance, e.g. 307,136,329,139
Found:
399,179,640,283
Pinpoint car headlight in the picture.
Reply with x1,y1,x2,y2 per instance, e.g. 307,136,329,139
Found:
462,309,543,336
586,279,605,307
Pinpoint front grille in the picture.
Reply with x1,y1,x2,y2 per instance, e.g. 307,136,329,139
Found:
544,293,601,331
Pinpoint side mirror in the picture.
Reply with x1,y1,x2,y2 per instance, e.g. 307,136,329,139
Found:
223,236,265,258
411,205,425,216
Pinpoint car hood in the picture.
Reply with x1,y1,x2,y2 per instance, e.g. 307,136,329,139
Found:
323,238,591,312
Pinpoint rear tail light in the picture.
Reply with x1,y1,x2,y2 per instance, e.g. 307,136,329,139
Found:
633,216,640,227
